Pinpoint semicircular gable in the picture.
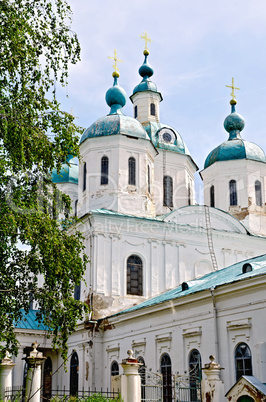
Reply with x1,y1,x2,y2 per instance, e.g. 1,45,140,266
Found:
163,205,248,235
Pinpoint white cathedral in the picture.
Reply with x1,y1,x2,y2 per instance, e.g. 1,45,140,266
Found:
12,44,266,401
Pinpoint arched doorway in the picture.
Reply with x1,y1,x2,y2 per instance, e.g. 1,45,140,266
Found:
43,356,52,401
237,396,255,402
70,351,79,396
160,353,172,402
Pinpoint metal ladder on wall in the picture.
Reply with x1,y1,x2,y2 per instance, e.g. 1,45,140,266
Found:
204,205,218,271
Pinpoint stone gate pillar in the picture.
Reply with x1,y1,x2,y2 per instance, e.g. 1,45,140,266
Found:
0,353,16,401
121,350,141,402
24,342,46,402
201,355,225,402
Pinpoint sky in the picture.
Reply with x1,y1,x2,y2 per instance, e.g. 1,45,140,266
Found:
57,0,266,203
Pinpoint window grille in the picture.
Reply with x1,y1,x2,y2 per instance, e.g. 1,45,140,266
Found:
83,163,87,192
255,180,262,206
161,353,172,402
101,156,109,185
210,185,215,207
229,180,237,206
235,343,252,380
111,361,119,376
150,103,156,116
127,255,143,296
128,157,136,186
163,176,173,207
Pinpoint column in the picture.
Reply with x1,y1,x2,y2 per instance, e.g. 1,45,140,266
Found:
121,350,141,402
24,342,46,402
0,353,16,401
201,355,224,402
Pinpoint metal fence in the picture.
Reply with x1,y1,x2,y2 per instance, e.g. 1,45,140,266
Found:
5,386,120,401
141,372,163,402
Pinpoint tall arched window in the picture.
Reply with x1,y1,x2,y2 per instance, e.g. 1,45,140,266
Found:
128,157,136,186
229,180,237,206
235,343,252,381
111,361,119,376
163,176,173,207
138,357,146,400
255,180,262,206
101,156,109,185
70,352,79,396
83,162,87,192
210,185,215,207
43,357,52,401
147,165,151,194
134,105,138,118
74,283,81,300
150,103,156,116
127,255,143,296
189,349,202,402
74,199,78,217
160,353,172,402
188,183,191,206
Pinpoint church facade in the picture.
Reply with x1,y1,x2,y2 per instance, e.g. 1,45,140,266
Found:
13,43,266,400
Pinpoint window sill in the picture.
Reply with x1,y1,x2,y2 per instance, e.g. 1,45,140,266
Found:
127,185,137,192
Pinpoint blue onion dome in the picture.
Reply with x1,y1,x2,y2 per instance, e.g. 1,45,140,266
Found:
131,50,162,99
105,72,127,115
80,72,150,144
204,100,266,169
52,154,78,184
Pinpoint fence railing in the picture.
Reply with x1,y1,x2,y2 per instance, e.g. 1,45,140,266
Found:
5,386,120,401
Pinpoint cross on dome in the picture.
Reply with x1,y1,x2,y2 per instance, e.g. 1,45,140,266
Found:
108,49,123,77
140,31,152,55
226,77,240,103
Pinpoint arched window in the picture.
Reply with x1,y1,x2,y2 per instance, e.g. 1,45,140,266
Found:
70,351,79,396
189,349,202,402
74,283,81,300
128,157,136,186
138,357,146,400
74,199,78,217
83,163,87,192
147,165,151,194
235,343,252,381
160,353,172,402
111,361,119,376
163,176,173,208
127,255,143,296
188,183,191,206
229,180,237,206
255,180,262,206
101,156,109,185
150,103,156,116
134,105,138,118
210,185,215,207
43,356,52,401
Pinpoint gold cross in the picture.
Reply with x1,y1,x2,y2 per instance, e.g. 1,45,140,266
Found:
140,31,152,51
108,49,123,74
225,77,240,100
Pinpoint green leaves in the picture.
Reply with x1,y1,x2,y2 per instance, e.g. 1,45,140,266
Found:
0,0,88,361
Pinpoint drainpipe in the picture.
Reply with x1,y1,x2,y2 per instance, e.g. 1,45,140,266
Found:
210,287,219,362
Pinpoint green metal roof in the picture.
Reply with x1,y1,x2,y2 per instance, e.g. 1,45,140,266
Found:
111,254,266,317
14,309,49,331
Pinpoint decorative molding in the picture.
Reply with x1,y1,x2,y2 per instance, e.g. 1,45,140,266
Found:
227,319,251,331
155,333,172,343
182,327,202,338
132,338,146,347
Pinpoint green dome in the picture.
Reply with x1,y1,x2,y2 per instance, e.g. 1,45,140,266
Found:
143,121,191,155
52,155,78,184
131,53,162,100
204,102,266,169
80,74,150,144
80,114,150,144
